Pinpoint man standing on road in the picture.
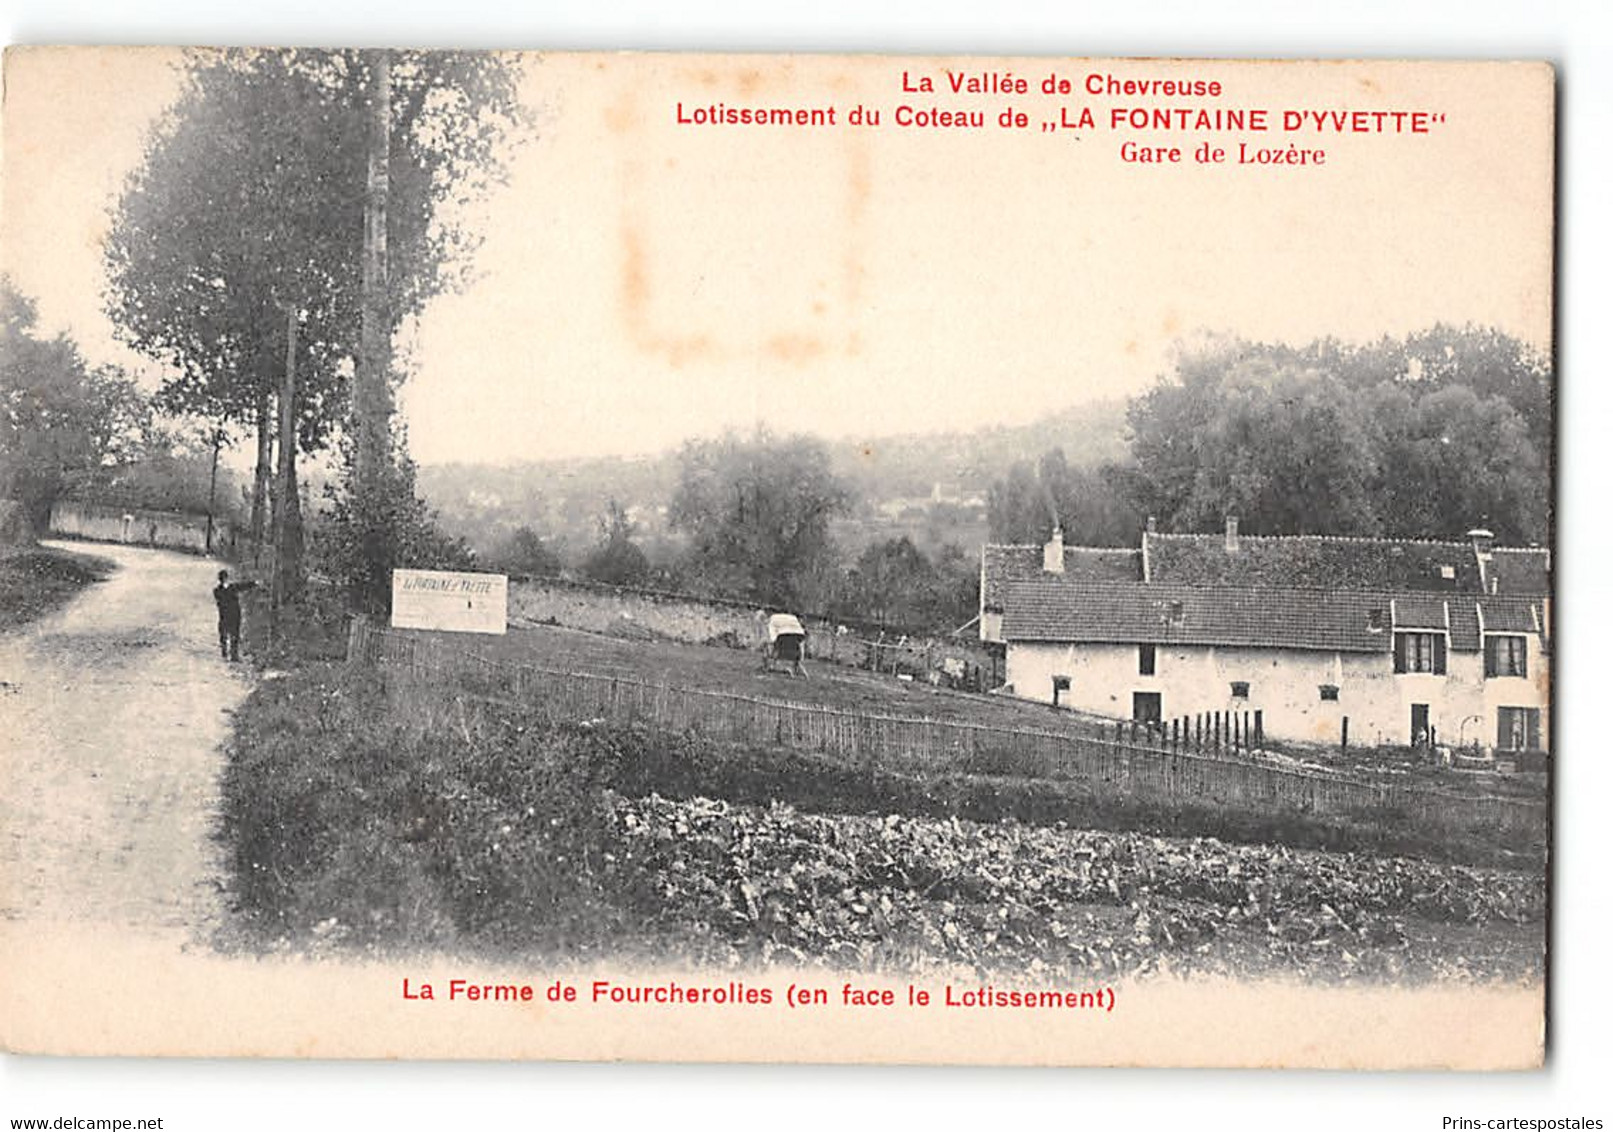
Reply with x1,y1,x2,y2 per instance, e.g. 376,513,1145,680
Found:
213,569,257,662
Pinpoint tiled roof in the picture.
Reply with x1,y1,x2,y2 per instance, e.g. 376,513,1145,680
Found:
1002,579,1547,655
1448,600,1481,652
1143,532,1493,592
986,534,1549,604
987,528,1549,654
1001,580,1395,653
1479,597,1541,634
1488,549,1551,596
1391,595,1448,630
980,544,1141,610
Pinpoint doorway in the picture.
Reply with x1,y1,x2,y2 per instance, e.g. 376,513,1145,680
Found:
1133,691,1162,724
1410,702,1430,745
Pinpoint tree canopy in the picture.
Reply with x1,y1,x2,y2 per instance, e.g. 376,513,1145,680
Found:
582,500,652,587
986,448,1143,546
1121,328,1550,543
309,440,473,613
1,278,148,528
846,536,978,632
987,326,1552,547
486,525,564,579
669,429,853,607
103,48,527,610
105,48,528,449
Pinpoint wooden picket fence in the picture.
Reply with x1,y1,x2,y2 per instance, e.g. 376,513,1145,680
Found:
348,619,1546,839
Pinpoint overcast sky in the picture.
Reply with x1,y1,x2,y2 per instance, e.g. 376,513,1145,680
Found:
2,50,1554,465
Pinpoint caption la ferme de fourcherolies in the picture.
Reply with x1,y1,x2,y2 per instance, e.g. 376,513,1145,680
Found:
403,977,1117,1011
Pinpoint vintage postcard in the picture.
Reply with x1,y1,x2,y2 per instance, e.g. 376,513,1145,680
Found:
0,48,1552,1067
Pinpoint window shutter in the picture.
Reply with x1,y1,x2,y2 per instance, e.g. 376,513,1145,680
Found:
1517,641,1528,679
1527,710,1540,751
1393,634,1407,674
1433,635,1447,675
1484,638,1497,678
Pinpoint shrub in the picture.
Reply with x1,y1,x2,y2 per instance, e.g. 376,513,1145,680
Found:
218,665,643,956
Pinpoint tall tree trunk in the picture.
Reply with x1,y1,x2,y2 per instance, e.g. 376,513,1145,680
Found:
272,303,303,620
356,47,393,494
205,425,222,555
352,48,395,613
251,386,272,564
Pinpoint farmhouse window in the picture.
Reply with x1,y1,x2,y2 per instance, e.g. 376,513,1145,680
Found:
1496,706,1541,752
1318,684,1340,702
1393,631,1446,675
1138,643,1157,675
1229,681,1250,699
1485,635,1528,678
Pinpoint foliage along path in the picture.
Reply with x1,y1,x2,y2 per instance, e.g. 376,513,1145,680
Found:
0,540,250,945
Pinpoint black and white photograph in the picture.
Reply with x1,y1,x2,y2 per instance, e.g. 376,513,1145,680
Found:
0,20,1596,1120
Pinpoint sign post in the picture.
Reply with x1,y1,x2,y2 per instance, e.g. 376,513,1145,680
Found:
390,569,508,635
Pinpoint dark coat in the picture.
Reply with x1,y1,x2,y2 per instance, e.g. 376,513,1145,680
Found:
213,580,256,624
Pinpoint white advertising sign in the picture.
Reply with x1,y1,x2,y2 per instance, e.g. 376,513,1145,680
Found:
390,569,508,635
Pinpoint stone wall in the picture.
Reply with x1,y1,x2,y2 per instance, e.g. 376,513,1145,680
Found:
507,575,999,687
509,576,758,646
49,500,232,555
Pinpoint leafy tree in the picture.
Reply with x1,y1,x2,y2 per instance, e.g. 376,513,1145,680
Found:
92,426,245,520
1,278,148,528
841,538,981,633
987,448,1142,545
1345,324,1552,458
669,429,853,606
1119,330,1551,543
1363,383,1546,543
487,525,564,579
310,440,473,615
849,537,935,629
105,48,528,591
1198,360,1381,535
932,543,983,628
582,500,651,587
106,52,359,548
986,460,1047,544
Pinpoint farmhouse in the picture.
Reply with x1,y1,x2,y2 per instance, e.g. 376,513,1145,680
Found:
980,519,1550,757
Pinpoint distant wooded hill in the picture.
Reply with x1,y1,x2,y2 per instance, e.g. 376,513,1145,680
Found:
415,399,1129,555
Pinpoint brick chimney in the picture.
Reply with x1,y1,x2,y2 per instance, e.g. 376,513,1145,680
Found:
1043,523,1065,573
1469,527,1495,593
1224,515,1240,554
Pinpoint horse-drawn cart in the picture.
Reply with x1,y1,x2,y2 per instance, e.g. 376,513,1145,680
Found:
757,611,809,678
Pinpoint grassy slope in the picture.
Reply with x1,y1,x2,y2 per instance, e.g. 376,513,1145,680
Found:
397,622,1546,801
215,663,1544,983
0,545,116,631
418,622,1162,736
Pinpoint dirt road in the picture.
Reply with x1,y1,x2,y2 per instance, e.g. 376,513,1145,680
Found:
0,541,252,942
